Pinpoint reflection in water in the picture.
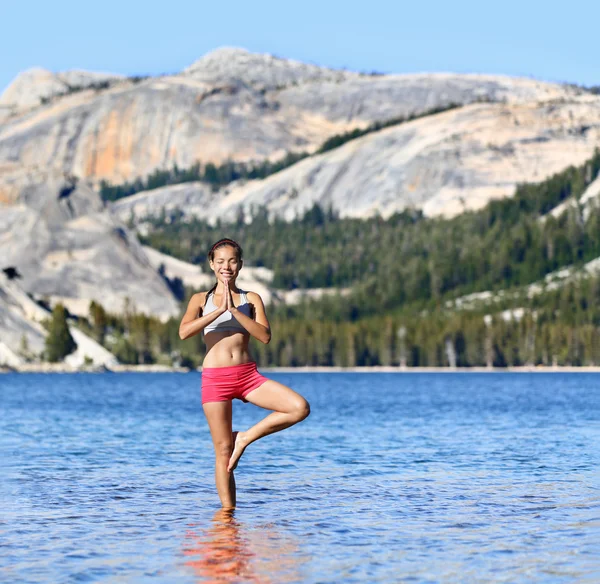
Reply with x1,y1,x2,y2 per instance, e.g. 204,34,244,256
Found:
182,509,305,583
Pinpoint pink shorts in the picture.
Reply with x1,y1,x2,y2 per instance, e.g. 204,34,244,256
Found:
201,361,269,404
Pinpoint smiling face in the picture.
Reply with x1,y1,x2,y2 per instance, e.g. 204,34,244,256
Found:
209,245,242,284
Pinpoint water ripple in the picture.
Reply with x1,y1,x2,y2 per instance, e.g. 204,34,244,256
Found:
1,372,599,582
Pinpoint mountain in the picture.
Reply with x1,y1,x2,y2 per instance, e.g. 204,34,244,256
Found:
0,47,580,191
111,95,600,222
0,169,180,320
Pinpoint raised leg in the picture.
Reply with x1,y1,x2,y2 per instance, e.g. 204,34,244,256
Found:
228,380,310,472
203,401,236,508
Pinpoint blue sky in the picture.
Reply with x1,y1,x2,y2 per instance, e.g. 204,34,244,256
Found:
1,0,597,93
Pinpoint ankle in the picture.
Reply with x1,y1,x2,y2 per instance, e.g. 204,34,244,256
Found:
236,431,250,444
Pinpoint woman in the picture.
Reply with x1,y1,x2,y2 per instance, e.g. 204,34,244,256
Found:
179,238,310,508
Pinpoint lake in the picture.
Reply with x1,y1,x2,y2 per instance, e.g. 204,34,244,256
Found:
1,372,599,583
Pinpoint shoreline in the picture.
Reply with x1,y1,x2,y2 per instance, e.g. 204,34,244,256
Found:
2,364,600,374
265,365,600,373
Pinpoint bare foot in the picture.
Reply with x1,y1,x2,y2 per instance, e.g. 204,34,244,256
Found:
227,431,248,472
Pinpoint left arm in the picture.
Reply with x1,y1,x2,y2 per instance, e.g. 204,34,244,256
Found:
229,288,271,344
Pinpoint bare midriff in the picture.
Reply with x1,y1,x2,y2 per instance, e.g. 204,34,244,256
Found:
203,330,253,368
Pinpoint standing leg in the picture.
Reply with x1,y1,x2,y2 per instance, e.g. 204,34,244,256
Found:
228,380,310,472
203,401,236,508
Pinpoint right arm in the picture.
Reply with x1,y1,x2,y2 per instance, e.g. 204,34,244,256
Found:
179,292,225,340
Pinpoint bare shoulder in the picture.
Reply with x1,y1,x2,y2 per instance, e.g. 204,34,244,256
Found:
181,291,207,323
246,290,265,305
187,291,207,312
191,291,207,304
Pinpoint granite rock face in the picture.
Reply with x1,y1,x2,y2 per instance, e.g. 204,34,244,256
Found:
112,95,600,222
0,273,48,364
183,47,352,88
0,48,579,187
0,170,180,320
0,67,124,117
0,271,119,368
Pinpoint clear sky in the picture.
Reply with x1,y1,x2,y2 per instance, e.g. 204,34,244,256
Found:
1,0,598,94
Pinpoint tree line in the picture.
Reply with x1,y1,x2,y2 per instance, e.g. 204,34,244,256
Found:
141,149,600,322
41,150,600,367
70,272,599,368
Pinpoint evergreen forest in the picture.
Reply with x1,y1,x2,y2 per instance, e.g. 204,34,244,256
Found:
77,150,600,368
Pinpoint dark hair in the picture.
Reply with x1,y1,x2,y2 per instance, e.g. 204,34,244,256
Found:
207,238,243,262
204,238,243,305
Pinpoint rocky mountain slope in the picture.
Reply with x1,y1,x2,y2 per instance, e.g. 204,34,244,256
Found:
112,95,600,222
0,168,180,365
0,67,124,114
0,47,580,192
0,170,180,319
0,271,118,368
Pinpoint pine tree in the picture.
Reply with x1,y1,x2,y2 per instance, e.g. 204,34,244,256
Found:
89,301,107,344
45,304,77,362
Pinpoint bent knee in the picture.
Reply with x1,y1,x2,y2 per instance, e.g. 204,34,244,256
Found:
293,399,310,422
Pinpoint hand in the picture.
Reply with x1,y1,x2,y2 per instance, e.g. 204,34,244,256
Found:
218,282,228,314
225,281,236,312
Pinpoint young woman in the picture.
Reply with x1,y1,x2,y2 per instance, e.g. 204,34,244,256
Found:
179,238,310,508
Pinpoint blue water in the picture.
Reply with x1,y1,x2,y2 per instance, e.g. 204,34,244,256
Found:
1,372,599,583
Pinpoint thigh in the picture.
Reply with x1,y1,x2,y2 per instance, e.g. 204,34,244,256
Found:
244,379,307,413
203,401,233,446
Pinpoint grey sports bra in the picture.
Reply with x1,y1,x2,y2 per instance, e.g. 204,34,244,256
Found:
203,289,253,335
